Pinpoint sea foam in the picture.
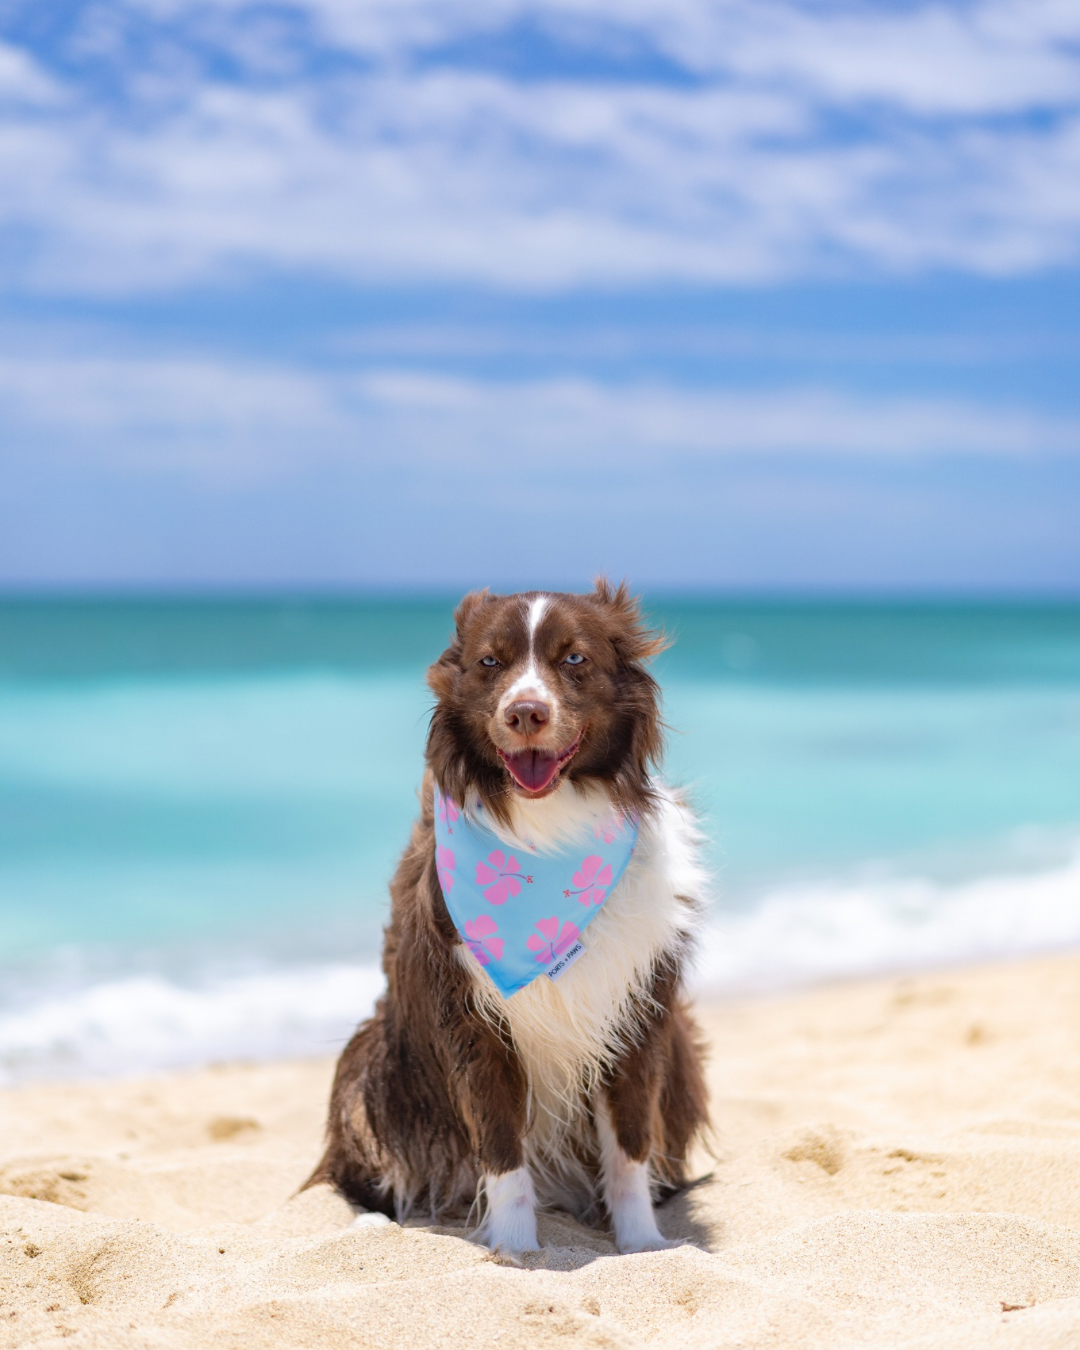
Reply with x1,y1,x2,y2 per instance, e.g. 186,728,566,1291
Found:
693,847,1080,993
0,963,385,1087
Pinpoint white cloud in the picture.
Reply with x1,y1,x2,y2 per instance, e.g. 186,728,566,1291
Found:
0,1,1078,293
4,77,1080,293
293,0,1080,113
0,42,64,106
2,353,1076,482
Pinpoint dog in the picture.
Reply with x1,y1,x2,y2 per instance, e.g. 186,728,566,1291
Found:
306,580,708,1254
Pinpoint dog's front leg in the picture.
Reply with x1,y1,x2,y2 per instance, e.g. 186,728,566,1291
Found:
455,1026,538,1255
599,1044,679,1254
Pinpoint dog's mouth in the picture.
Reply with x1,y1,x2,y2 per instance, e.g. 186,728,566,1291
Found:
497,729,584,795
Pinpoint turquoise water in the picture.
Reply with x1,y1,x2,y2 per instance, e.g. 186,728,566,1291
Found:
1,597,1079,1079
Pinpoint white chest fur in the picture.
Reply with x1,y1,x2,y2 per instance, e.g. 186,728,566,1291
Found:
460,784,705,1162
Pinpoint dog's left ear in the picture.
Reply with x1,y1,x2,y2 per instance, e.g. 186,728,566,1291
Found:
592,577,669,662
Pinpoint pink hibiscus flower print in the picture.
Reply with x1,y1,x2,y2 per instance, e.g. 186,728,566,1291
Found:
463,914,504,967
436,845,455,895
475,850,527,905
592,817,619,845
527,916,581,964
437,793,460,834
563,854,614,907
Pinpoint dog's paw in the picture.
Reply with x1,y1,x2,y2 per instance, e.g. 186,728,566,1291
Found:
481,1222,541,1259
616,1233,682,1254
481,1167,539,1257
352,1211,393,1231
479,1217,541,1260
486,1242,541,1268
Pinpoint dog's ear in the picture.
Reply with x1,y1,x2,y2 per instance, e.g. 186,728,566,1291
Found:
453,588,491,637
426,589,492,699
592,576,669,662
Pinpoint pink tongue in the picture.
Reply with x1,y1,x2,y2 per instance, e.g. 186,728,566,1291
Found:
503,749,562,792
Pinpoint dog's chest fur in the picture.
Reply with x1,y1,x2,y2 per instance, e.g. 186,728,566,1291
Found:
459,783,704,1170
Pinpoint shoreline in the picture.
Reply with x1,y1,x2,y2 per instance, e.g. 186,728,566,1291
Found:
3,949,1080,1347
6,837,1080,1090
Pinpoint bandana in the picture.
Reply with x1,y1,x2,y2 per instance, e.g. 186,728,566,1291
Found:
433,783,639,998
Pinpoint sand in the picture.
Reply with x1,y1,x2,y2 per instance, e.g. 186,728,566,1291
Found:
3,952,1080,1349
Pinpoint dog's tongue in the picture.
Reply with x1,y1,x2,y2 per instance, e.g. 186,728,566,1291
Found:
502,748,562,793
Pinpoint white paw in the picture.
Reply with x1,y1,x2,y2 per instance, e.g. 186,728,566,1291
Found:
617,1232,680,1254
612,1197,679,1253
483,1210,540,1255
352,1211,393,1230
481,1167,540,1255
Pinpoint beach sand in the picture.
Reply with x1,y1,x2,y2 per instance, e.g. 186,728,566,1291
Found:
3,951,1080,1349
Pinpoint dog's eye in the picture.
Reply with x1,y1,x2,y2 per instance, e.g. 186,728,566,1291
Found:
564,653,586,666
479,656,500,668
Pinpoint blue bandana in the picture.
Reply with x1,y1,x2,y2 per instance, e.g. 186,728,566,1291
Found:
433,784,640,998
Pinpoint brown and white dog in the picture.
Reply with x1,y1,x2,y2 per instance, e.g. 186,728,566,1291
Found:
306,581,708,1254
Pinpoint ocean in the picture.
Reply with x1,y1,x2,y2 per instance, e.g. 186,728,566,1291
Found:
2,596,1079,1084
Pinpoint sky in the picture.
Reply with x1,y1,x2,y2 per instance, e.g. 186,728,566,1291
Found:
1,0,1079,592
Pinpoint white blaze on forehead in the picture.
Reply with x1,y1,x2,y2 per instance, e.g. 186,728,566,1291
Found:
527,594,550,638
502,593,553,703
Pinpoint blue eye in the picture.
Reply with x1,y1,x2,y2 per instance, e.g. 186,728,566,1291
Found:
480,656,499,668
564,653,585,666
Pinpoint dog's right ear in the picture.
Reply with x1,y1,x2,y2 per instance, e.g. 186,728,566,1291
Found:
427,589,491,699
453,588,491,637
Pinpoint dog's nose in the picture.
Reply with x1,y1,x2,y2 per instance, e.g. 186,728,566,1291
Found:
504,699,551,734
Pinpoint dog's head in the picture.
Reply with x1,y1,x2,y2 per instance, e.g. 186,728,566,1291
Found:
426,580,666,823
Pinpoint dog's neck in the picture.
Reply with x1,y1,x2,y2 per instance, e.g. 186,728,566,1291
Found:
465,779,624,852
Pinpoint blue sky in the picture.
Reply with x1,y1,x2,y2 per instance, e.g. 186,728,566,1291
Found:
1,0,1079,591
